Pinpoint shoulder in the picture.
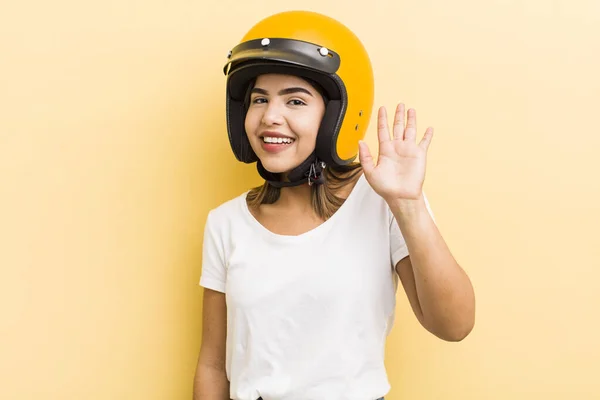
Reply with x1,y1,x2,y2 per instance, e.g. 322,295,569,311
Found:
328,164,366,200
351,173,388,207
206,191,248,228
336,173,393,226
202,191,251,257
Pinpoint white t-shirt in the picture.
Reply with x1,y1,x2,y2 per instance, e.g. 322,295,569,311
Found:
199,174,432,400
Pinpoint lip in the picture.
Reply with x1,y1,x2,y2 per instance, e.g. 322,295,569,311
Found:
259,131,294,139
258,131,295,154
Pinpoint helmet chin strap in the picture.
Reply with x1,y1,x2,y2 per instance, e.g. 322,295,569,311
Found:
256,151,326,188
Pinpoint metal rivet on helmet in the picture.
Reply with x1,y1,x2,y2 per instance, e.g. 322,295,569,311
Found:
261,38,270,46
227,50,232,59
319,47,329,56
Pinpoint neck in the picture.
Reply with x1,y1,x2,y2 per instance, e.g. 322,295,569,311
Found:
276,182,314,212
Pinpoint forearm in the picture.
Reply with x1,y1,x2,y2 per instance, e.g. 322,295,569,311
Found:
390,195,475,341
193,364,230,400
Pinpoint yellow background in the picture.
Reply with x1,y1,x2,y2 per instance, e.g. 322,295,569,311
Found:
1,0,599,399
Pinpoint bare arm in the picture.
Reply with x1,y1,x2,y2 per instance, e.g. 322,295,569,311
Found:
392,197,475,342
193,288,230,400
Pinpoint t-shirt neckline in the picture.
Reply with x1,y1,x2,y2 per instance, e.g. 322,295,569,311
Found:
240,173,366,242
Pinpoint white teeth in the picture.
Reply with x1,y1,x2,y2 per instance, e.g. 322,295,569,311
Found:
262,136,294,144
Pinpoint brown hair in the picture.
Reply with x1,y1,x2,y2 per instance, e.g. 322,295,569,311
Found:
243,73,364,220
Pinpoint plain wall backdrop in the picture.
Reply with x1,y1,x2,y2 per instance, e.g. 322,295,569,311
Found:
1,0,599,398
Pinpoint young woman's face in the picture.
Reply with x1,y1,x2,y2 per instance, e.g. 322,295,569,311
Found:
244,74,326,175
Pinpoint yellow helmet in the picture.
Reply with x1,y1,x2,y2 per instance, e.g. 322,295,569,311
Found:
223,10,374,186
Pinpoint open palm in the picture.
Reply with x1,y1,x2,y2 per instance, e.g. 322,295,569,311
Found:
358,103,433,202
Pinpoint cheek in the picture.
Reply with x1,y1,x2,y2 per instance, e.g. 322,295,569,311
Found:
294,115,322,140
244,109,262,134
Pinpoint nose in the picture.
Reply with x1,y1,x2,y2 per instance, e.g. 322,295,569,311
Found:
261,100,285,126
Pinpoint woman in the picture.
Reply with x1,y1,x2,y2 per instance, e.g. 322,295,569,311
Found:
194,11,475,400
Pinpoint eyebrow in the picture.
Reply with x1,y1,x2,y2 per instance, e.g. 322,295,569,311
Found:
251,87,314,97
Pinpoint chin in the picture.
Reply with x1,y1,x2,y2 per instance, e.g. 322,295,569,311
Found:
258,158,296,174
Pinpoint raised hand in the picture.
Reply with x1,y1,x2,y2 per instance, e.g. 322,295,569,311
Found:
358,103,433,204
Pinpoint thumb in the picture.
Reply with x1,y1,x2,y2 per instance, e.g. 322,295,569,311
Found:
358,140,375,175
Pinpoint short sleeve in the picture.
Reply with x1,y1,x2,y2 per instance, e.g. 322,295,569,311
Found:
199,210,227,293
389,192,435,268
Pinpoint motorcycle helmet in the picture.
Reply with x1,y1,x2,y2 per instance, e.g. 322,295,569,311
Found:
223,10,374,187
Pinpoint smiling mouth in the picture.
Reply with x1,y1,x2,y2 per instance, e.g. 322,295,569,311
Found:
261,136,295,144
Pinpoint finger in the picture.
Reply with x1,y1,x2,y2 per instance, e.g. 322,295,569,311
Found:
404,108,417,142
392,103,405,140
358,140,376,174
377,106,390,143
419,127,434,150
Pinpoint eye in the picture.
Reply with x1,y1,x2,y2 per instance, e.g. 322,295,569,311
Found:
251,97,267,104
288,99,306,106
